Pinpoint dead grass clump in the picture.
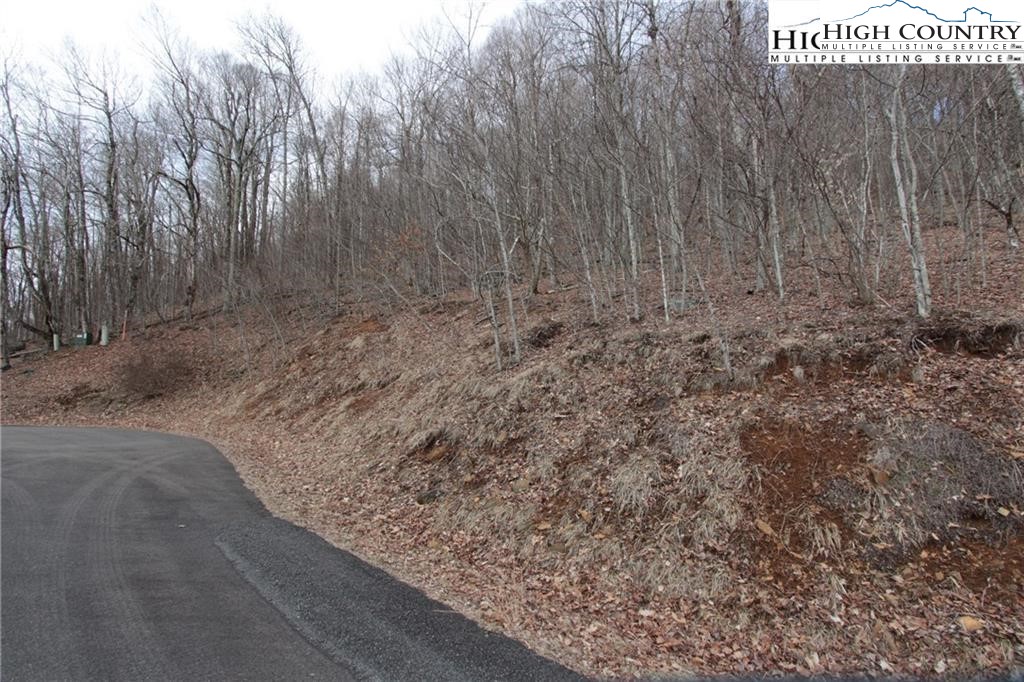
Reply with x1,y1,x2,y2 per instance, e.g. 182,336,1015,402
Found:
823,420,1023,566
796,508,844,560
118,353,190,399
610,454,662,517
408,428,457,464
629,548,733,602
452,361,577,450
668,432,749,547
429,495,538,561
566,338,606,368
495,361,570,405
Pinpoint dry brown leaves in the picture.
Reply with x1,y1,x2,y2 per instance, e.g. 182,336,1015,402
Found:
3,230,1023,678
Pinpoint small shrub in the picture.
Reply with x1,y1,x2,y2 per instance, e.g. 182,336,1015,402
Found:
526,321,564,349
118,354,190,399
822,420,1023,566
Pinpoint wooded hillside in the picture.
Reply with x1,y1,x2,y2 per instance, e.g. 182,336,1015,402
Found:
3,1,1022,369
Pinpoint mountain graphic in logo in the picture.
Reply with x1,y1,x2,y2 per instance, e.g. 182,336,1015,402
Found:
837,1,1014,23
781,1,1018,28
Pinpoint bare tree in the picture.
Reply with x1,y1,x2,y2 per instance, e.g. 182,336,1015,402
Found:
3,1,1020,365
885,66,931,318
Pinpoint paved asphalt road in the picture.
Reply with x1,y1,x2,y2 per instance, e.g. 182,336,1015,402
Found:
1,426,583,681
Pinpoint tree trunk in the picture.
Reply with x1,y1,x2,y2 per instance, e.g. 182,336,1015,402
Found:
1007,64,1024,125
886,67,932,319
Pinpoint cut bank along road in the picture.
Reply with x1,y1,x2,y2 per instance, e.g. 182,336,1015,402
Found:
1,426,583,681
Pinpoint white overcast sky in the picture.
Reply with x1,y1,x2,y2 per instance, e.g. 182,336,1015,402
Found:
4,0,523,80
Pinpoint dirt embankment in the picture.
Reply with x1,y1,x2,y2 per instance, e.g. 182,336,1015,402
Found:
4,279,1023,678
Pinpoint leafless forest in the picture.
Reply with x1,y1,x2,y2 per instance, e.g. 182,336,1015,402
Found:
4,3,1024,675
2,1,1023,369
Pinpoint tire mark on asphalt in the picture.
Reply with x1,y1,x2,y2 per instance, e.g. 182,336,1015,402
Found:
0,477,45,656
44,452,168,677
0,476,39,542
89,455,176,679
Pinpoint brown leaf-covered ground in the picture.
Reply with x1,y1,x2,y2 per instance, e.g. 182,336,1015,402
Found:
3,229,1023,679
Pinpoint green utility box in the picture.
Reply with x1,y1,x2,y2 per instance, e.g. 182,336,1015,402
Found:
72,332,93,347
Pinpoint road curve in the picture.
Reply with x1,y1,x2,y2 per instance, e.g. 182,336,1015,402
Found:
1,426,583,682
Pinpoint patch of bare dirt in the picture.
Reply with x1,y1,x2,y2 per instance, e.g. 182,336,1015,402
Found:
911,316,1023,358
917,536,1024,600
740,420,866,577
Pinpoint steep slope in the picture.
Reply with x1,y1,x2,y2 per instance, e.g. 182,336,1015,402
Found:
4,238,1023,678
